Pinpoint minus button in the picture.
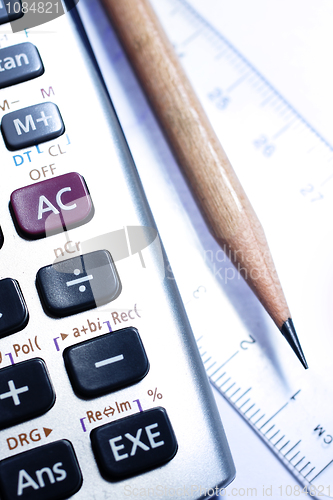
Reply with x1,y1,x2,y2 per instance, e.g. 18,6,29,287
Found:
95,355,124,368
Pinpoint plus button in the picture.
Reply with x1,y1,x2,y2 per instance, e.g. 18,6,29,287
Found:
0,380,29,406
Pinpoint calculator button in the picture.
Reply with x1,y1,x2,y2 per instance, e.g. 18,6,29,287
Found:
0,42,44,89
91,407,178,480
1,102,64,151
36,250,121,317
10,172,93,239
0,0,23,24
64,327,149,399
0,439,82,500
0,358,55,430
0,278,28,338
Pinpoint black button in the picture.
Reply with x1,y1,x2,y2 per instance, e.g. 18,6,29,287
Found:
0,439,82,500
64,327,149,399
0,278,28,337
91,407,178,480
1,102,64,151
36,250,121,317
0,0,23,24
0,42,44,89
0,358,55,429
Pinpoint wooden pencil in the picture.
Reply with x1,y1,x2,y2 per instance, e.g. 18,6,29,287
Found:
100,0,307,368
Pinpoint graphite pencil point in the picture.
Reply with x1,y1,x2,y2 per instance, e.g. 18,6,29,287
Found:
281,318,308,369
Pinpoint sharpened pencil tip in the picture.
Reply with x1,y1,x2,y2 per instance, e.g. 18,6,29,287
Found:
281,318,308,369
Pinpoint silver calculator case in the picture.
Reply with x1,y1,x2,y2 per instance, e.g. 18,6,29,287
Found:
0,2,235,498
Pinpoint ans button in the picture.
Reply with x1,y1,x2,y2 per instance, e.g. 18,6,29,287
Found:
91,408,178,480
0,440,82,500
64,327,149,398
10,172,93,239
1,102,64,151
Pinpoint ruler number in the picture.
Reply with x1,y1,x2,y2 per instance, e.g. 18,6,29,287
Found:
300,183,323,202
208,87,231,110
240,334,256,349
193,285,206,299
253,134,276,157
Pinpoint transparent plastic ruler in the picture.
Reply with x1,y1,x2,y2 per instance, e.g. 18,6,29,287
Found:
148,0,333,497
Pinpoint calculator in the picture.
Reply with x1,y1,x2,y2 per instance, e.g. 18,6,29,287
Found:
0,1,236,498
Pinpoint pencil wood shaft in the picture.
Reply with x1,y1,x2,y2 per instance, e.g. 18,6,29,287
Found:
101,0,290,330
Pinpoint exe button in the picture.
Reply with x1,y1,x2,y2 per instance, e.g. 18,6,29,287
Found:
0,439,82,500
91,407,178,480
0,358,55,430
10,172,93,239
0,278,28,338
1,102,64,150
63,327,149,398
0,42,44,89
36,250,121,317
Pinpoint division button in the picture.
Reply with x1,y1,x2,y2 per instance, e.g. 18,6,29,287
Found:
0,278,28,337
0,42,44,89
0,358,55,430
0,439,82,500
36,250,121,317
0,0,23,24
1,102,64,151
10,172,93,239
90,407,178,480
63,327,149,398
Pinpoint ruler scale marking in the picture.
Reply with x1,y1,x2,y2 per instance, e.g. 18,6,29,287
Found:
300,462,311,473
234,388,251,403
259,402,289,430
264,425,275,436
238,398,251,409
273,435,285,446
284,440,301,457
304,467,316,478
279,440,290,452
311,460,333,482
243,404,255,414
290,452,300,462
254,414,266,425
269,431,280,441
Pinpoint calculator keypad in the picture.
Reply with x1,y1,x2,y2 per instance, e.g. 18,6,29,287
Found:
0,42,44,89
1,102,64,150
0,21,180,495
0,358,55,430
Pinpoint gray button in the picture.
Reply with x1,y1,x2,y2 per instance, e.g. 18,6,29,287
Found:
1,102,65,150
0,0,23,24
0,42,43,88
